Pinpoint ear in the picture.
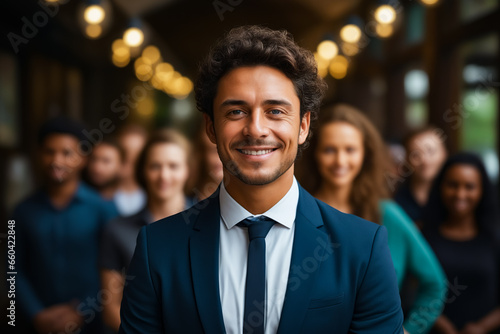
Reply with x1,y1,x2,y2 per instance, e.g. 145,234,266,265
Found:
298,111,311,145
204,113,217,144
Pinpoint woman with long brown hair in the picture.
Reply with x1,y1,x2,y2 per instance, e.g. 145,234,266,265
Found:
297,104,447,334
99,129,194,332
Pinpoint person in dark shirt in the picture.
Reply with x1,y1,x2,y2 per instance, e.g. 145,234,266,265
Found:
394,127,447,226
422,152,500,334
13,116,118,334
99,129,194,332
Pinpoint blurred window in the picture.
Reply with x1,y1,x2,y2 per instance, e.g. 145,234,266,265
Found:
405,67,429,129
460,34,499,182
405,3,425,45
460,0,498,22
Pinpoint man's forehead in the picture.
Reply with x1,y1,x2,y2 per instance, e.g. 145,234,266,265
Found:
214,66,299,107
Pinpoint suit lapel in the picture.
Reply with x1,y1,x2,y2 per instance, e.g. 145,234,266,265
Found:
277,186,331,334
189,190,226,334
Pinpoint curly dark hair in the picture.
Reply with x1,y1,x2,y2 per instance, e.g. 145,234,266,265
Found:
195,25,327,149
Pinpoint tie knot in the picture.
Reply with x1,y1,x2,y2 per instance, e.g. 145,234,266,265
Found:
239,216,276,241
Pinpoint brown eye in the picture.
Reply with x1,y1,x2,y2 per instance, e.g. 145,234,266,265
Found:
229,109,244,116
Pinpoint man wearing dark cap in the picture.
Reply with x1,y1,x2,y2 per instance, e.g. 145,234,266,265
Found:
13,116,118,333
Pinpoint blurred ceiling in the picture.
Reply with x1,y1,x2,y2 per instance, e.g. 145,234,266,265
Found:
113,0,362,77
113,0,178,16
1,0,363,78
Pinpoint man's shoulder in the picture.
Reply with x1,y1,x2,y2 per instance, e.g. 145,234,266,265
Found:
298,190,386,260
145,196,215,237
315,198,382,238
12,190,45,218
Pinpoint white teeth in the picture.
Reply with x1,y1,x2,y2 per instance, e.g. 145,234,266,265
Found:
241,149,273,155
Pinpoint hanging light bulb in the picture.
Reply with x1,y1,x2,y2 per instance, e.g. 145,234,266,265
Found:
374,4,397,24
329,55,349,79
78,0,111,40
83,1,106,25
123,18,144,48
142,45,161,65
340,25,362,44
317,40,338,61
420,0,440,5
340,16,363,44
124,28,143,47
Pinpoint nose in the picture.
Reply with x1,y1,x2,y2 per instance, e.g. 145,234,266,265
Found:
455,186,468,200
335,150,348,167
243,110,270,138
160,166,169,180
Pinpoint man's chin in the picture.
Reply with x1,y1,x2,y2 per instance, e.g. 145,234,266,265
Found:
223,156,296,187
231,169,286,186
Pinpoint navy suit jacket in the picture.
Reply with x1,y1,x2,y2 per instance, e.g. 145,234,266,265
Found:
119,185,404,333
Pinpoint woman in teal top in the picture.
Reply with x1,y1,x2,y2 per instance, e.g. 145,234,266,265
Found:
297,104,447,334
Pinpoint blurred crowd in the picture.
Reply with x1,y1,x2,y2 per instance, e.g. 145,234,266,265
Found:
12,103,500,334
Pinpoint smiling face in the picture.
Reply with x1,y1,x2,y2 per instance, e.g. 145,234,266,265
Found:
206,65,310,186
144,143,189,202
315,122,365,189
40,134,86,184
441,164,482,219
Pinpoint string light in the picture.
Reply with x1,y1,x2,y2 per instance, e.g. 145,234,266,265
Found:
374,5,396,24
317,40,338,60
340,24,362,44
84,4,105,24
142,45,161,65
420,0,439,5
123,27,144,47
329,55,349,80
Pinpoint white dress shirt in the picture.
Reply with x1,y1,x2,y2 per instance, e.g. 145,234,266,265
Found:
219,177,298,334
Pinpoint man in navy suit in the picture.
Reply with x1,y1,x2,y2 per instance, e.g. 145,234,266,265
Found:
119,25,404,334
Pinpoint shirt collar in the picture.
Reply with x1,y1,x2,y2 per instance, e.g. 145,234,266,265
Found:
219,177,299,230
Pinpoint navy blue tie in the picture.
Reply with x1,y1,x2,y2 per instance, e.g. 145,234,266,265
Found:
238,216,276,334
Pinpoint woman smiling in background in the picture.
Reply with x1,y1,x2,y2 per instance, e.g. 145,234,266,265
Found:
297,104,447,334
422,153,500,334
99,129,193,332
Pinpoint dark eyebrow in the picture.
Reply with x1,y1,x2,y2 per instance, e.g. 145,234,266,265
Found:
219,99,293,108
220,99,248,107
263,99,292,107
